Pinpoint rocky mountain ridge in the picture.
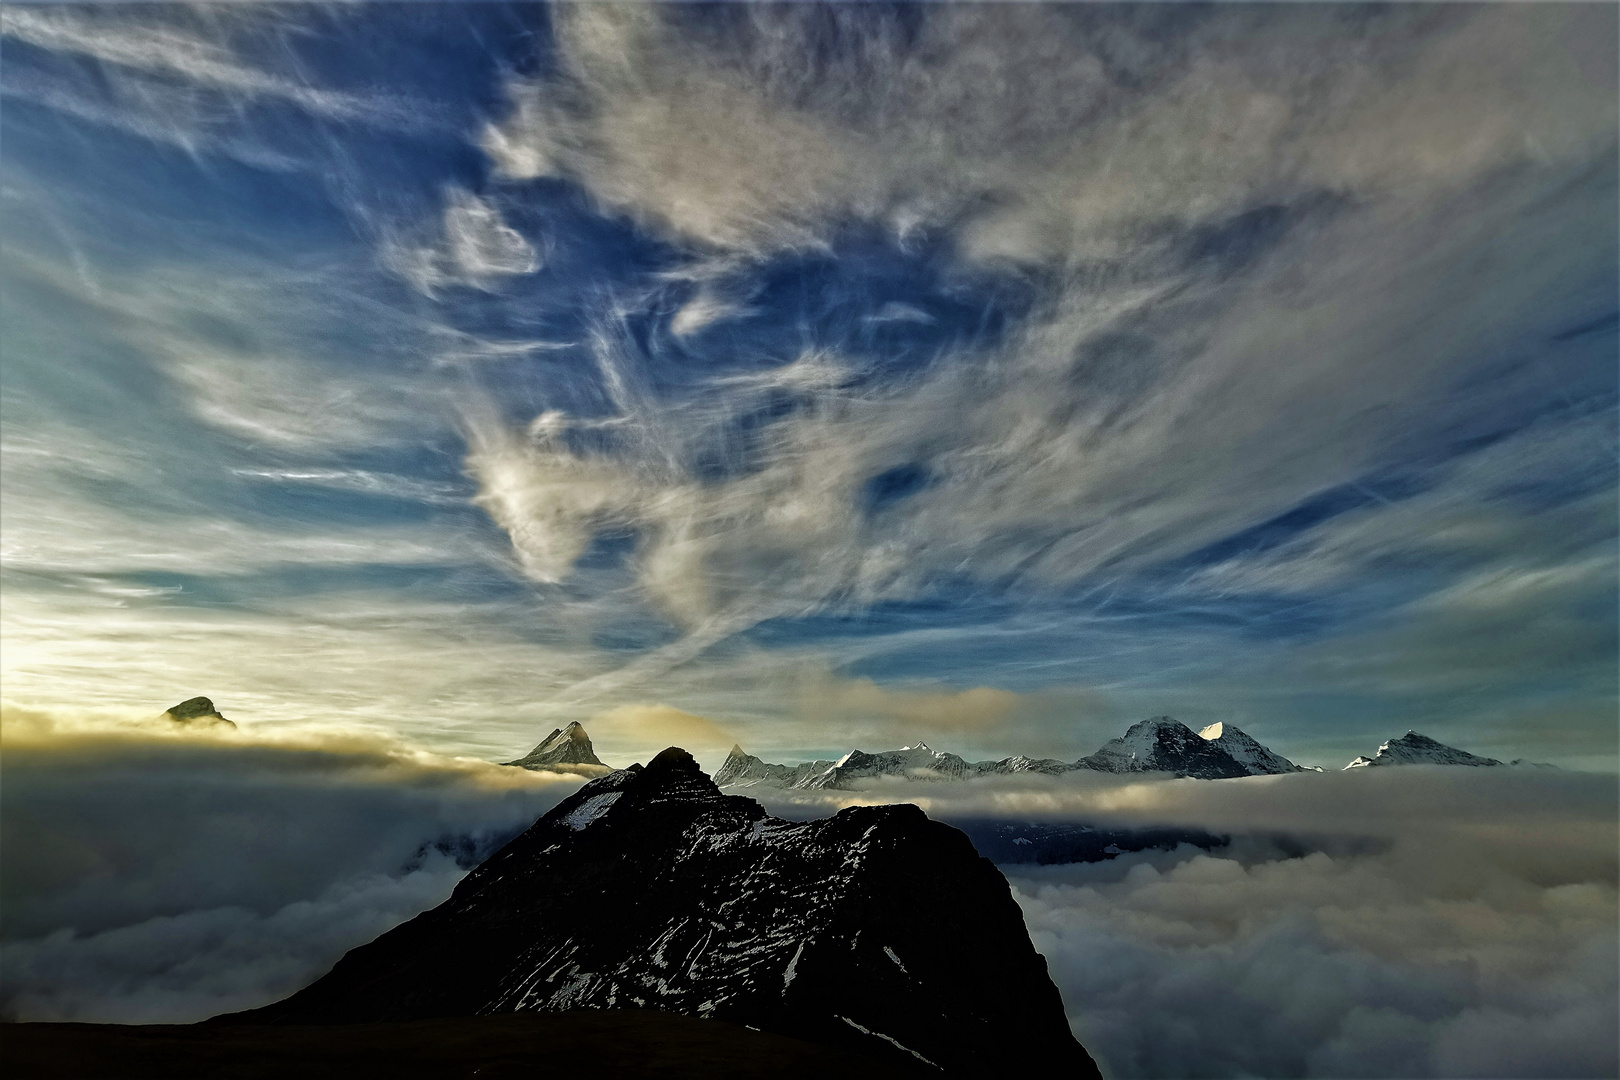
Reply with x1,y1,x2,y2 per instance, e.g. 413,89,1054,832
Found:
495,717,1546,789
237,747,1099,1077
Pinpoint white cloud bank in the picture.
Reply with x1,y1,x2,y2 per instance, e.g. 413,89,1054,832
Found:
1016,845,1616,1079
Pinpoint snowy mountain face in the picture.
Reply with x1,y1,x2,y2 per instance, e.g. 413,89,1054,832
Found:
798,744,977,789
1197,722,1310,774
717,718,1310,788
1343,731,1505,770
503,722,607,771
972,754,1074,776
711,745,835,789
239,748,1099,1078
1075,716,1252,779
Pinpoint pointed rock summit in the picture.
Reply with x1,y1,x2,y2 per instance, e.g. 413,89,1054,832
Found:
160,697,235,728
504,721,608,773
235,748,1099,1077
1344,731,1504,769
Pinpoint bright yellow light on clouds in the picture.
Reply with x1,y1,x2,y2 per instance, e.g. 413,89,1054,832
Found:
0,704,584,792
587,702,734,758
798,673,1022,734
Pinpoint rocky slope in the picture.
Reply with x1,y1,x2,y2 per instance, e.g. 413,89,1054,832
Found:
236,748,1099,1077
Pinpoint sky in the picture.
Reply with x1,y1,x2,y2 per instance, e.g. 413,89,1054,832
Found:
2,2,1617,775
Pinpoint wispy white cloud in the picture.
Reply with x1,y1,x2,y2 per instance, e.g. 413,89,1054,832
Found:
484,5,1616,260
386,188,541,296
1,6,426,130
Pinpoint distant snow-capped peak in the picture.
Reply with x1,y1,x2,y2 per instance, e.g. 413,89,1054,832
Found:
1343,731,1504,770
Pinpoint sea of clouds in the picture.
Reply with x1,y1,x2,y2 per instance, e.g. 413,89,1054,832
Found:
3,708,1613,1079
757,769,1619,1079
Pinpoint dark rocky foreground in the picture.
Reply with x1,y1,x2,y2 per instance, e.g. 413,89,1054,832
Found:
2,1011,908,1079
233,748,1100,1077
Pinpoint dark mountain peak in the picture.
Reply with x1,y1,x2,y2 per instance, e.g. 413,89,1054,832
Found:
639,746,727,804
168,696,218,719
161,696,235,728
238,749,1098,1077
504,721,607,772
646,744,700,774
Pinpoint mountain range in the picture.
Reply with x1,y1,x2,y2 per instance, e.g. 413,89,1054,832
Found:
495,715,1543,787
236,747,1099,1077
716,716,1316,789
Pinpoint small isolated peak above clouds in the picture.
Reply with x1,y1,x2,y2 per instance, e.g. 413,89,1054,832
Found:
160,696,235,729
503,720,606,774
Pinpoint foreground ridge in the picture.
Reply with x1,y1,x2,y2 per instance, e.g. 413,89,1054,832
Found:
235,748,1099,1077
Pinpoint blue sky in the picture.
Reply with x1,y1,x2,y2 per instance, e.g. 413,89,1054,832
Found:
2,3,1616,770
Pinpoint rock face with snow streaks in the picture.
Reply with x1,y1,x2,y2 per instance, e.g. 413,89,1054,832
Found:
798,743,975,789
1344,731,1505,769
240,747,1099,1077
718,717,1309,788
711,744,836,789
1074,716,1251,779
